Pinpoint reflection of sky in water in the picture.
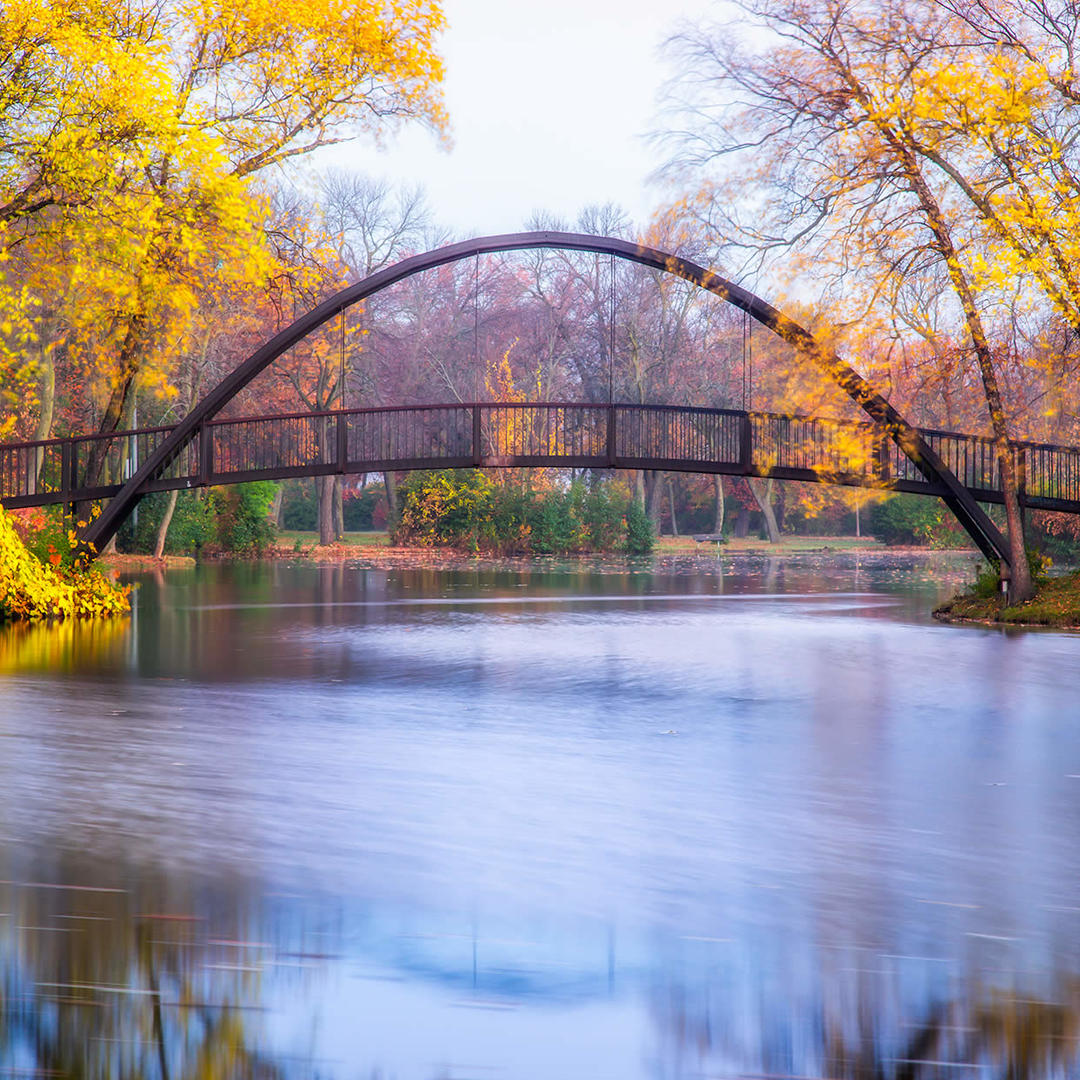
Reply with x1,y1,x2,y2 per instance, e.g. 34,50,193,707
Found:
1,554,1080,1076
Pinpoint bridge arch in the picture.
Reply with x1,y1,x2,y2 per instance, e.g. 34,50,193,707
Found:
82,230,1008,562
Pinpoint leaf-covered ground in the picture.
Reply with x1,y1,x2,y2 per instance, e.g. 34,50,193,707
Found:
935,571,1080,629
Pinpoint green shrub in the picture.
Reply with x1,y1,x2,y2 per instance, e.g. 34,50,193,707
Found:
869,493,965,546
214,482,277,556
117,482,275,557
394,469,649,554
625,497,655,554
577,482,623,550
395,470,496,550
280,479,317,531
529,488,576,553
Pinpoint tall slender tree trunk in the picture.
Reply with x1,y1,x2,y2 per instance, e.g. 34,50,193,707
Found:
384,471,399,531
645,470,664,527
875,121,1033,601
154,489,179,558
667,476,679,537
318,474,336,545
268,484,284,528
749,477,781,543
333,476,345,537
31,346,55,494
713,475,725,535
84,314,148,486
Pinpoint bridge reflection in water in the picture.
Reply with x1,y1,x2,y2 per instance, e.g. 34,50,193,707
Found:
4,401,1080,516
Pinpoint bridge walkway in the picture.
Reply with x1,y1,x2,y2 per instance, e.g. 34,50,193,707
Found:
2,402,1079,517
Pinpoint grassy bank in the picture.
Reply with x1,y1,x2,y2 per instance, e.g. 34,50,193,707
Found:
654,535,892,555
270,532,922,559
935,569,1080,628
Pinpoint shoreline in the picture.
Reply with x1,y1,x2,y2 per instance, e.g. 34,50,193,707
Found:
933,569,1080,631
98,537,979,571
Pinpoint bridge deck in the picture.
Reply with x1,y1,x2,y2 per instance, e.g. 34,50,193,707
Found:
3,402,1079,515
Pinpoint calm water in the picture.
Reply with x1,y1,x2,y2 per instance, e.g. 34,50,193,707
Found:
3,551,1080,1078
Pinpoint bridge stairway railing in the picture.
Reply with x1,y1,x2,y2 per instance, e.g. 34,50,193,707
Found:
4,402,1080,515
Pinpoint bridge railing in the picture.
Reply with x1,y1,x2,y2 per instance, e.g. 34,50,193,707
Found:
211,413,336,478
481,403,607,461
0,422,195,508
887,429,1000,492
750,412,880,479
1020,442,1080,506
615,404,742,466
8,402,1080,516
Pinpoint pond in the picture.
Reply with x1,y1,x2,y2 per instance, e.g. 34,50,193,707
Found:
2,551,1080,1078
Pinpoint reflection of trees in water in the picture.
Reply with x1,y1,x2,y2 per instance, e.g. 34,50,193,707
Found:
652,958,1080,1079
0,616,129,674
6,854,1080,1078
0,863,332,1079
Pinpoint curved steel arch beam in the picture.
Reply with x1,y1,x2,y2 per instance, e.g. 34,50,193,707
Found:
83,230,1008,562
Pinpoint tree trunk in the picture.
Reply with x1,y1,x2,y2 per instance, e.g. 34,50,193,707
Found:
154,488,179,559
713,475,725,535
268,484,284,528
384,471,399,528
882,128,1033,601
733,507,751,538
318,474,336,545
84,314,147,487
667,476,679,537
32,345,56,493
749,477,781,543
645,470,664,527
333,476,345,537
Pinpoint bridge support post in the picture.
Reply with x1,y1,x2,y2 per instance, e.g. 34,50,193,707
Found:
606,404,617,467
472,405,482,466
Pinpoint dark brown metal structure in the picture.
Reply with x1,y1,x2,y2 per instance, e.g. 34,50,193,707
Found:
0,232,1024,560
4,402,1077,553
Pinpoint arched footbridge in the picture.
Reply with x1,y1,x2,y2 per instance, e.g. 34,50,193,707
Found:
1,231,1075,565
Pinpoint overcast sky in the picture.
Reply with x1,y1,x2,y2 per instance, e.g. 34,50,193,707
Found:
325,0,722,237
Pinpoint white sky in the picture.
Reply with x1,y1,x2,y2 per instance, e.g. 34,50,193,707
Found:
325,0,723,237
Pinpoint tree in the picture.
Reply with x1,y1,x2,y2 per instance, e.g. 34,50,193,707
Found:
0,0,447,482
660,0,1080,600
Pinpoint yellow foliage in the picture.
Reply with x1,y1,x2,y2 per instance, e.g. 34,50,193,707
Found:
0,506,130,621
0,0,447,432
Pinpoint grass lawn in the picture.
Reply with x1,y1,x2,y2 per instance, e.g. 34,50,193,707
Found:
277,531,890,556
276,533,885,557
276,530,391,549
655,535,887,554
